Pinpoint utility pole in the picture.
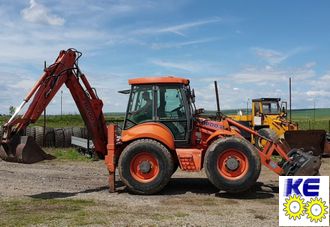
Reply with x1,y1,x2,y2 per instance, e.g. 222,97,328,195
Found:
246,98,249,115
313,99,316,129
61,90,63,118
289,77,292,122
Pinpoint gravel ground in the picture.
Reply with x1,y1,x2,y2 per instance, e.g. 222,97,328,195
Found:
0,156,329,226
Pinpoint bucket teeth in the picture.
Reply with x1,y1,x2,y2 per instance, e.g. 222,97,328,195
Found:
0,136,54,164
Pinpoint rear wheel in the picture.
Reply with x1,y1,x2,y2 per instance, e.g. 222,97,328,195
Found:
204,137,261,193
255,128,279,150
118,139,173,194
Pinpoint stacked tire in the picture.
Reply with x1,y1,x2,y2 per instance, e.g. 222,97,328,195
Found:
17,126,89,148
0,125,86,148
54,128,65,148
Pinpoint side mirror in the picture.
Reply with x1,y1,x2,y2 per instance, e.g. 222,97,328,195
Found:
280,101,288,118
191,89,196,103
280,101,287,113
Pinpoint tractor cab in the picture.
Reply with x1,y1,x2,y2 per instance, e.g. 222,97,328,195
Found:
123,77,194,146
252,98,287,127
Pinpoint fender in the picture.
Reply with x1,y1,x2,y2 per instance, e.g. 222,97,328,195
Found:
206,129,241,145
121,122,175,150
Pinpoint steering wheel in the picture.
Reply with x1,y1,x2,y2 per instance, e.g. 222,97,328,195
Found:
170,105,183,113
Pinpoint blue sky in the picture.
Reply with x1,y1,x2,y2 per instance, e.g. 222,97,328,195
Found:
0,0,329,114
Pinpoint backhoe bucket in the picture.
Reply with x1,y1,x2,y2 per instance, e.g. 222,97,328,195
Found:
284,130,326,156
0,136,54,164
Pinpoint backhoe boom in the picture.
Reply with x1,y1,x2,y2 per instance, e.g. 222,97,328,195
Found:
0,49,107,162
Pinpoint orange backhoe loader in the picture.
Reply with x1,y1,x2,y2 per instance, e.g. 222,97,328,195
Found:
0,49,322,195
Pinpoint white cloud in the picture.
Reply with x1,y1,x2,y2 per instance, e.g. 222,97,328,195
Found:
229,65,315,84
21,0,65,26
151,38,218,49
253,47,309,65
254,48,286,64
305,61,316,69
306,90,330,97
152,60,201,72
151,59,223,75
134,17,221,36
9,79,36,90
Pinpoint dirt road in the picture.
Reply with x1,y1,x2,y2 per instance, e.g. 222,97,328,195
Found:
0,157,329,226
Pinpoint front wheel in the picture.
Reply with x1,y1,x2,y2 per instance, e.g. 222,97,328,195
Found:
118,139,173,194
204,137,261,193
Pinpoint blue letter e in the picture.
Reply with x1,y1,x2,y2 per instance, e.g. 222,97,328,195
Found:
303,178,320,197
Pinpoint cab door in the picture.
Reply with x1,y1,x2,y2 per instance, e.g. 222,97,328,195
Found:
156,85,190,145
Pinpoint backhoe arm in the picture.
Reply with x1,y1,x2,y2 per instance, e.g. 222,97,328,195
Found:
1,49,107,160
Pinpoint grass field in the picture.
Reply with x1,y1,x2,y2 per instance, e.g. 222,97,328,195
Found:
0,113,124,128
1,108,329,131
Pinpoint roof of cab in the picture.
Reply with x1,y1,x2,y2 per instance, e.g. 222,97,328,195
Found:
128,76,190,85
252,98,281,102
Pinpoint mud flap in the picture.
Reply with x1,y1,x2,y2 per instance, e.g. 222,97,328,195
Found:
281,149,321,176
284,130,326,156
0,136,55,164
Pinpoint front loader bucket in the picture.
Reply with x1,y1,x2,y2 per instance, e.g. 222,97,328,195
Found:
0,136,54,164
324,133,330,156
281,149,321,176
284,130,326,156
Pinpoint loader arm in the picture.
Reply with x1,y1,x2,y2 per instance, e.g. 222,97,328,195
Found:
1,49,108,160
224,117,321,176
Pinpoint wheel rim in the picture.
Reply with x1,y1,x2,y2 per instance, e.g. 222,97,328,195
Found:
217,149,249,180
130,152,159,183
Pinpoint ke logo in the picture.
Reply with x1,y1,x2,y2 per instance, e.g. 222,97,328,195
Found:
279,176,329,226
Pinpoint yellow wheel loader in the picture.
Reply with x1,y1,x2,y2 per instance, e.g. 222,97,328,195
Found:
228,98,329,156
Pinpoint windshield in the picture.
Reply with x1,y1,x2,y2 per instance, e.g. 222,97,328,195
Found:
125,85,154,129
262,101,280,114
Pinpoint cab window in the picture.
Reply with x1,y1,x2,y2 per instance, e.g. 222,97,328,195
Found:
125,85,153,128
262,102,280,114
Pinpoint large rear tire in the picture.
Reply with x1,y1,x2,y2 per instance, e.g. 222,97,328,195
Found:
255,128,279,150
118,139,173,195
204,137,261,193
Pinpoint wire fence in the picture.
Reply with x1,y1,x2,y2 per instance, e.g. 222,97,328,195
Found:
295,120,330,132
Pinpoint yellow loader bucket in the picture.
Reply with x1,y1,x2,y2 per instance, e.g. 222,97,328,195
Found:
0,135,54,164
284,130,326,156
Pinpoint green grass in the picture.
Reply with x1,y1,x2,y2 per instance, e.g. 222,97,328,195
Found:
291,108,330,131
0,113,124,128
1,108,329,131
0,198,98,226
0,197,193,226
45,148,91,161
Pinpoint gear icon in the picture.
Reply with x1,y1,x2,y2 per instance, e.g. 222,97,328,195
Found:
283,194,305,220
306,197,328,223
